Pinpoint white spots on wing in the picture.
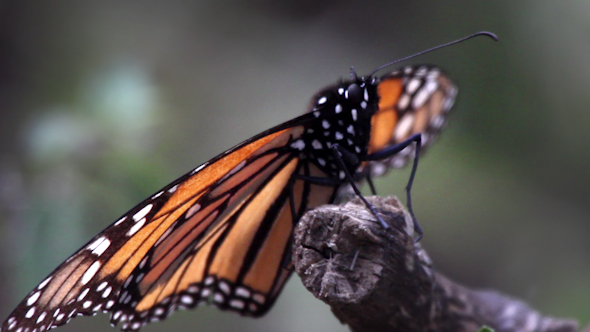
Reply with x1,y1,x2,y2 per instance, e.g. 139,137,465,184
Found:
415,66,428,77
427,68,440,80
81,261,101,285
114,216,127,226
127,218,146,237
395,114,415,142
334,104,342,114
230,299,245,309
355,146,361,153
27,291,41,306
92,239,109,256
36,312,46,324
204,276,215,286
102,286,112,298
397,93,411,110
124,276,133,288
131,322,142,330
424,80,438,93
133,204,152,222
135,273,145,283
338,87,344,95
311,140,323,150
360,101,367,109
113,311,122,321
82,301,93,309
187,285,200,294
322,120,330,129
213,293,224,303
180,295,193,305
151,191,163,199
290,139,306,151
404,66,413,74
317,158,326,166
351,109,357,121
317,96,327,105
347,139,354,146
363,88,369,101
192,162,207,174
88,237,110,256
252,294,266,305
347,125,355,135
106,300,115,309
335,132,343,140
236,287,251,298
87,236,104,251
96,281,108,292
38,277,52,290
185,203,202,219
56,313,65,322
306,128,314,134
338,171,346,180
412,88,430,109
313,111,320,117
406,78,421,94
218,281,231,295
25,307,36,319
154,308,165,316
168,184,178,194
201,288,211,298
77,288,89,302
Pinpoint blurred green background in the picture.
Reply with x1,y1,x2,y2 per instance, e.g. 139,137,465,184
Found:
1,1,589,331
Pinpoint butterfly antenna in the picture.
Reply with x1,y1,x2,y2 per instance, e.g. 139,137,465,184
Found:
369,31,498,77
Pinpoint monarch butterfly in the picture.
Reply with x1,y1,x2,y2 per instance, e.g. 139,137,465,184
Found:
1,32,496,332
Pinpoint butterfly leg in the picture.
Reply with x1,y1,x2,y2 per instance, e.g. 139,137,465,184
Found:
363,133,423,240
330,144,390,229
366,174,377,195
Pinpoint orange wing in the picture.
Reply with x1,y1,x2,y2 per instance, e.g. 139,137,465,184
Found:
1,122,338,332
365,65,457,176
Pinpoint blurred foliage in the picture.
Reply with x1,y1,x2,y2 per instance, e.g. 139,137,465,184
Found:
0,1,589,331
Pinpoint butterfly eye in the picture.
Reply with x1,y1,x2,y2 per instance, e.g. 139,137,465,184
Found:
346,83,363,103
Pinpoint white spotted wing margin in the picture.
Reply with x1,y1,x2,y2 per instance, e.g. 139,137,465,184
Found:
0,180,181,332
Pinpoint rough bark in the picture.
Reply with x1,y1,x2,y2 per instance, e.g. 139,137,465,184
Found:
292,196,578,332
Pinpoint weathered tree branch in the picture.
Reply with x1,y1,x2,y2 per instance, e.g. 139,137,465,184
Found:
292,196,579,332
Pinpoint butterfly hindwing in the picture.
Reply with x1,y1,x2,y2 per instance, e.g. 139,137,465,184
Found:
365,65,457,176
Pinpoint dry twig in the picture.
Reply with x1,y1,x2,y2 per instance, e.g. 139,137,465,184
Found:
292,196,578,332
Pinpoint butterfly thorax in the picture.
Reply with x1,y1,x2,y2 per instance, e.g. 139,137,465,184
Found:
289,77,379,180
